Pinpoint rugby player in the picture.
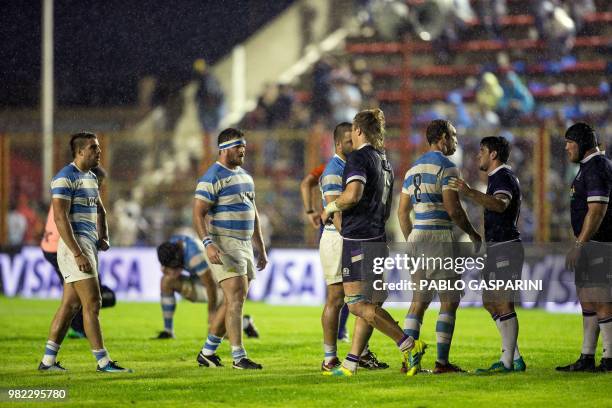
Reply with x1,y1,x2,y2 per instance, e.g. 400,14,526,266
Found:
41,166,116,339
193,128,267,370
301,162,351,343
450,136,527,373
321,109,426,377
155,234,259,340
38,132,131,373
398,119,481,374
319,122,388,371
557,123,612,372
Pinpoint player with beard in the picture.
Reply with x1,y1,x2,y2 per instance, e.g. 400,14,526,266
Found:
321,109,426,377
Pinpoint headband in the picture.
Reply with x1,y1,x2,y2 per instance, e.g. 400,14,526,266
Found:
218,138,246,150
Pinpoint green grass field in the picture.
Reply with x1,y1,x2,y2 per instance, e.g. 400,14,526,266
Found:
0,296,609,407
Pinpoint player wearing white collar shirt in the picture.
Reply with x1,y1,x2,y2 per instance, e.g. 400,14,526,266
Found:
450,136,526,373
557,123,612,373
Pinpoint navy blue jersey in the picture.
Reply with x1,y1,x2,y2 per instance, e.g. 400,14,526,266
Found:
570,151,612,241
341,144,394,239
484,165,521,242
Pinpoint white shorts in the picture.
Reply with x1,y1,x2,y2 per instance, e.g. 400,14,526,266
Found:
407,228,456,280
319,228,343,285
57,236,98,283
207,235,256,283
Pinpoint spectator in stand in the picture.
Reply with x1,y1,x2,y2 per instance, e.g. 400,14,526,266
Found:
566,0,595,35
16,193,44,245
329,69,362,124
193,58,225,134
8,202,27,246
112,191,149,246
475,0,507,40
477,72,504,111
269,84,294,127
497,71,535,126
311,57,334,123
256,83,280,128
534,1,576,57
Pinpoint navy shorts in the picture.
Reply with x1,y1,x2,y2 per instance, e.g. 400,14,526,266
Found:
575,242,612,289
483,240,524,282
341,235,388,283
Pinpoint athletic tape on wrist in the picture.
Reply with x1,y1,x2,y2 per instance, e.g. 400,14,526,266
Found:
325,200,340,214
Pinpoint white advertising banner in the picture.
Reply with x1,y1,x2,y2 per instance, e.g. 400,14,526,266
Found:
0,247,581,312
0,247,162,301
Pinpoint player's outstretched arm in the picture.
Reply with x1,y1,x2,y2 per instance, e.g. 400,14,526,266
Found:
397,192,413,241
321,181,363,223
252,204,268,270
448,178,509,213
442,189,482,248
193,198,224,265
97,197,110,251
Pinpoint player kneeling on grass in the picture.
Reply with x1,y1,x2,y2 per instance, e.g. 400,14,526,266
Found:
155,235,259,340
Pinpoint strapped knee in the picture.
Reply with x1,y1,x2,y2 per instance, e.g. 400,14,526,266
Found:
345,294,368,305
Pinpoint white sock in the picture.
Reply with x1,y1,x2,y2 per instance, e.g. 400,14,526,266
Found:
582,310,600,356
231,345,247,363
599,317,612,358
42,340,60,366
514,343,521,360
498,312,518,369
342,354,359,372
92,348,111,368
324,343,337,364
495,316,521,361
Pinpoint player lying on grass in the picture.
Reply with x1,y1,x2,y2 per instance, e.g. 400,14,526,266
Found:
155,235,259,341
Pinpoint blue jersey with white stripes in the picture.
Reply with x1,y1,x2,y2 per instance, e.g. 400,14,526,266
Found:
50,163,100,244
402,150,460,231
320,154,345,231
168,234,209,277
194,162,256,240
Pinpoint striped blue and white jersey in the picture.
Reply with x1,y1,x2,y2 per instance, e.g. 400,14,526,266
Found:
319,154,346,232
401,151,460,231
50,163,99,243
320,155,345,206
194,162,256,240
168,234,209,277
